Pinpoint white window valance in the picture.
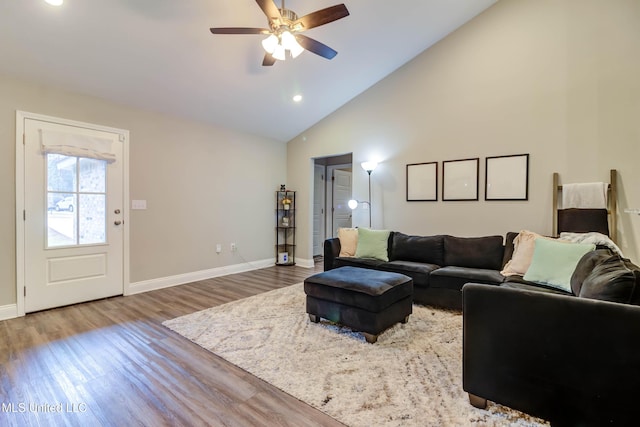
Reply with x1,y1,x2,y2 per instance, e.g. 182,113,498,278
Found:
40,129,116,163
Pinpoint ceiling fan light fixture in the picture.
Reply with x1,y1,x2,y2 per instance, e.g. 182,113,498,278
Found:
261,34,279,54
272,43,286,61
280,31,295,49
290,44,304,58
289,40,305,59
281,31,304,58
209,1,350,66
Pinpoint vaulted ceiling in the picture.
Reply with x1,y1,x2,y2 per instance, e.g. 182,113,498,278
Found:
0,0,496,141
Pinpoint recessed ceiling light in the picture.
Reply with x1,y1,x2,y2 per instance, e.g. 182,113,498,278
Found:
292,94,303,103
45,0,63,6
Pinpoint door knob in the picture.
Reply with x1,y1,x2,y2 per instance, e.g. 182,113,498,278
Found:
114,220,122,226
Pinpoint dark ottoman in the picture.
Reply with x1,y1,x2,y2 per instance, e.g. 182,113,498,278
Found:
304,266,413,343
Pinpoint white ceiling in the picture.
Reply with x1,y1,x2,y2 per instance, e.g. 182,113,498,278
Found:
0,0,496,142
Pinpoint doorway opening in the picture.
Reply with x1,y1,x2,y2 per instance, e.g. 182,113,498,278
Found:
312,153,352,257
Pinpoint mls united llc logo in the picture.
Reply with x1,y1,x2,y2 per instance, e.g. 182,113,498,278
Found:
2,402,87,413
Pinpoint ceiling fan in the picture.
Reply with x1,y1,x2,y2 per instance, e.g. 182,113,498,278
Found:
210,0,349,66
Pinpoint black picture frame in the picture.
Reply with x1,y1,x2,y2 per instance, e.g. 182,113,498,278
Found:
485,154,529,201
442,158,479,201
406,162,438,201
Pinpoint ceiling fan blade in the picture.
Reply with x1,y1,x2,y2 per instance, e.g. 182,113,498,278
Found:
293,4,349,31
255,0,282,22
262,53,277,66
295,34,338,60
210,27,270,35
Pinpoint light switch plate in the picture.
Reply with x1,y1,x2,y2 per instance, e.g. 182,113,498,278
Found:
131,199,147,210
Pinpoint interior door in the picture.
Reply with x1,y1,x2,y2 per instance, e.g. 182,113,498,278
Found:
332,169,352,236
22,117,124,313
312,164,326,256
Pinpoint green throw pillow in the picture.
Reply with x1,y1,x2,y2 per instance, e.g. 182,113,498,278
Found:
355,228,391,261
523,238,596,292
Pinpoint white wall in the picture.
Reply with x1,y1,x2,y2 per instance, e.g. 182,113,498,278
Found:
287,0,640,262
0,73,286,307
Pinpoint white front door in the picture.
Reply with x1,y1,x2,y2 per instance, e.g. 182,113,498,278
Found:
20,114,126,313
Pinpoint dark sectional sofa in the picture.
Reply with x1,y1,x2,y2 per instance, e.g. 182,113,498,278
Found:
324,231,512,310
325,230,640,424
463,250,640,425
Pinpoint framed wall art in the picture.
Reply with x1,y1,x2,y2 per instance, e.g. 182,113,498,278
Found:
406,162,438,201
442,158,479,201
485,154,529,201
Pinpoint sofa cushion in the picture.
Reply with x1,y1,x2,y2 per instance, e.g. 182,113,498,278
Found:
443,235,504,270
502,275,573,295
389,232,444,265
337,227,358,257
523,239,596,293
334,256,384,270
430,266,504,290
502,232,519,269
378,260,440,288
633,268,640,305
579,255,639,304
570,249,614,295
355,228,392,261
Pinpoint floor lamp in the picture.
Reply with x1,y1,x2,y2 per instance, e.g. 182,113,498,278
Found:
348,161,378,228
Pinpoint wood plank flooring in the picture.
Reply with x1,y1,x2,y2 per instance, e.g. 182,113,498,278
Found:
0,262,346,426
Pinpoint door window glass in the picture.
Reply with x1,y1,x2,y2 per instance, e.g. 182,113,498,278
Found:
47,154,107,248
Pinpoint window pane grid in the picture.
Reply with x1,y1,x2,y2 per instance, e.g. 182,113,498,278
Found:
46,154,107,248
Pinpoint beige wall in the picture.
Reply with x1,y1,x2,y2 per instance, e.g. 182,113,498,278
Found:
1,74,286,306
288,0,640,262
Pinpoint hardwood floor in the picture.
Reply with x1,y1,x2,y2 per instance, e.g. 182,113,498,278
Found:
0,262,346,426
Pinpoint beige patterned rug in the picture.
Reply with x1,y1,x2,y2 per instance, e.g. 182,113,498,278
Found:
163,283,548,427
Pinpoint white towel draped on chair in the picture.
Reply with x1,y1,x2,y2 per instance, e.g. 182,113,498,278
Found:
562,182,608,209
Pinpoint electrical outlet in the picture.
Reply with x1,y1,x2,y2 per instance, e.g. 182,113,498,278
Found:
216,244,222,253
231,242,237,252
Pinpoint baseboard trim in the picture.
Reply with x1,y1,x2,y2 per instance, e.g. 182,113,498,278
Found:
126,258,276,295
0,258,317,319
0,304,18,321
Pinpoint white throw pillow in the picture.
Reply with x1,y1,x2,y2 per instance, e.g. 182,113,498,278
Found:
501,230,551,276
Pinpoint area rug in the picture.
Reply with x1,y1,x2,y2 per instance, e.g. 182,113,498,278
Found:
163,284,548,427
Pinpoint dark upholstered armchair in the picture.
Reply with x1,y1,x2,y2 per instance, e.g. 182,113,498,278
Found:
462,283,640,426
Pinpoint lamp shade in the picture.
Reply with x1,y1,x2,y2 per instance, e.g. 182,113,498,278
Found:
348,199,358,209
289,40,305,58
261,34,278,54
361,161,378,173
272,43,286,61
281,32,295,49
281,31,304,58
